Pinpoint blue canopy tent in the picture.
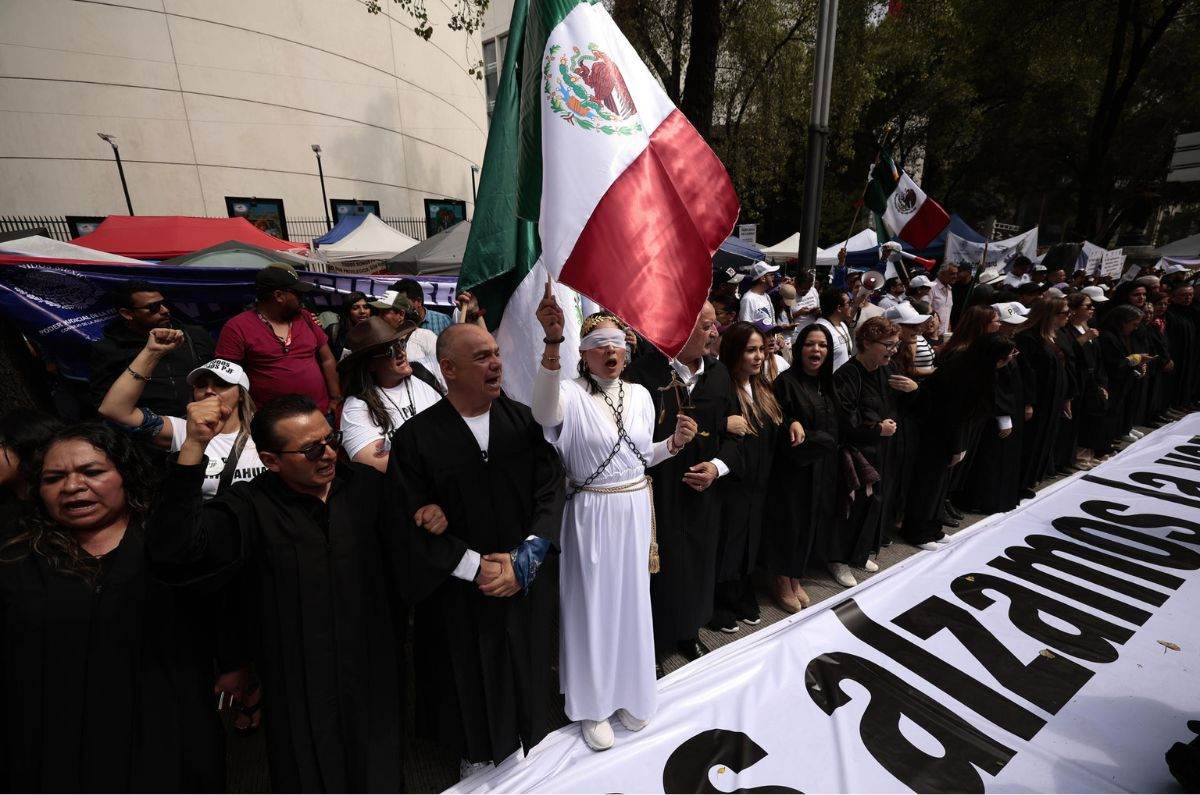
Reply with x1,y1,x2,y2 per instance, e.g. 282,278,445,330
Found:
842,214,984,268
713,234,765,270
313,213,367,246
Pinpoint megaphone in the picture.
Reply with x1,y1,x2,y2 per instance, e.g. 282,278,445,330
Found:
899,251,936,270
858,270,885,299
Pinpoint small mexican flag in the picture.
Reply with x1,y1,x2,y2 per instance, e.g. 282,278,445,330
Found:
864,151,949,250
459,0,738,403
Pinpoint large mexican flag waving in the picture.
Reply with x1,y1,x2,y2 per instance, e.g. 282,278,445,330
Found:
460,0,739,403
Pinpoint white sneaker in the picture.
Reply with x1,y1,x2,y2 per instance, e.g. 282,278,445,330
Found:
863,558,880,573
582,718,615,751
936,533,952,544
917,542,940,551
460,759,494,781
827,562,858,588
616,708,649,732
1123,433,1138,442
1132,429,1145,438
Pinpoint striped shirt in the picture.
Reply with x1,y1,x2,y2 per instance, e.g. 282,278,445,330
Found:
914,336,936,370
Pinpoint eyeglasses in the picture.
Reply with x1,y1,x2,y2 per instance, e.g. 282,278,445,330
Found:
275,431,342,461
133,300,165,313
370,342,407,359
874,340,901,351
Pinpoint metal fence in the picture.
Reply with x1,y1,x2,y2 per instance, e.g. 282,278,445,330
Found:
0,215,74,242
0,214,429,245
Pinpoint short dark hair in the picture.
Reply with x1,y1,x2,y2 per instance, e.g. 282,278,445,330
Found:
109,279,159,311
819,286,847,317
250,394,320,452
1012,256,1032,272
394,279,424,304
0,409,64,483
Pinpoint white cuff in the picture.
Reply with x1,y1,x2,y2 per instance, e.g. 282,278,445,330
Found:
451,549,481,582
711,458,730,478
997,415,1013,431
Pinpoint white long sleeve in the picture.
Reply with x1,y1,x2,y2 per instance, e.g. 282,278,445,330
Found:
647,438,675,467
531,364,564,427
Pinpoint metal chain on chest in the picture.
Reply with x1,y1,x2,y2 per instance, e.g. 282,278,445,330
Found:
566,380,649,500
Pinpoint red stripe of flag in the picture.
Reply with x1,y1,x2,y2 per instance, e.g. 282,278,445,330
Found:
559,109,739,357
899,196,950,250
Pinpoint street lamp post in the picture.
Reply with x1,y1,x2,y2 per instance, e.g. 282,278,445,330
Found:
470,164,480,207
797,0,838,273
312,144,332,231
97,133,134,215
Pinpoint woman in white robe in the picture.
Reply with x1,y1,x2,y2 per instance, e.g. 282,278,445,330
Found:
532,288,697,752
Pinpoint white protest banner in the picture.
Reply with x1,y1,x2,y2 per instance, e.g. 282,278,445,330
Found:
1101,248,1125,279
945,228,1038,270
739,223,758,244
456,416,1200,794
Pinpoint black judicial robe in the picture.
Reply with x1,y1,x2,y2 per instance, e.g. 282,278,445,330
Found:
625,350,739,647
1098,329,1140,447
1053,326,1084,471
714,392,778,582
760,368,838,577
0,530,223,792
389,396,563,765
829,358,897,566
1015,331,1068,487
958,358,1025,513
1165,304,1199,409
148,461,405,793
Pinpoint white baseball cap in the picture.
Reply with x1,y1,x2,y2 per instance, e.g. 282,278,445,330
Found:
1044,287,1066,299
908,275,934,290
993,302,1029,325
187,359,250,391
885,302,931,326
750,261,780,280
978,267,1004,286
1081,285,1108,302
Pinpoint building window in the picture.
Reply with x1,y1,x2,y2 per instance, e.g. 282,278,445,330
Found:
483,33,508,120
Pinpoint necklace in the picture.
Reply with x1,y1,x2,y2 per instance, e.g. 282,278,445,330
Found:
257,310,293,354
379,378,417,421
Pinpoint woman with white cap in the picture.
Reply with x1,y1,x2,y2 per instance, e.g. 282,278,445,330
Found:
98,327,267,735
532,290,697,752
99,328,265,498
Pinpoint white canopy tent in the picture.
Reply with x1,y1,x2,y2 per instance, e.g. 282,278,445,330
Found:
0,235,150,263
1155,232,1200,259
761,232,800,260
816,228,878,267
316,213,419,262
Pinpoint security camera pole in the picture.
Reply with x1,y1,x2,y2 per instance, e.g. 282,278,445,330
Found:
796,0,838,273
97,132,133,215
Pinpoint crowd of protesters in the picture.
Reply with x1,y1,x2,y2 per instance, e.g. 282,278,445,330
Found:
0,247,1197,790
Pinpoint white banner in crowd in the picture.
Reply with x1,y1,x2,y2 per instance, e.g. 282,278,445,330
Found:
945,228,1038,269
1101,248,1127,279
455,416,1200,794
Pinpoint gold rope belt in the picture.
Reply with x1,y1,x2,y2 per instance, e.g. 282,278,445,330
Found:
572,475,659,573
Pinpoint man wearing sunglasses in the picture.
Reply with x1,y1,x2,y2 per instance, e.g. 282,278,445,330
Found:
148,393,408,791
89,278,215,417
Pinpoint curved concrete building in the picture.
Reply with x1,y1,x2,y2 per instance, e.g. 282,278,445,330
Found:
0,0,487,225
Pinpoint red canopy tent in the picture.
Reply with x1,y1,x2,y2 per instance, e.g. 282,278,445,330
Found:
70,216,308,260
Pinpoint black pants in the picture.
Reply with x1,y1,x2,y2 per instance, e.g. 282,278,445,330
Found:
711,575,758,628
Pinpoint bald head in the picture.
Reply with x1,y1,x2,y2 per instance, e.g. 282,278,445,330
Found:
438,323,503,402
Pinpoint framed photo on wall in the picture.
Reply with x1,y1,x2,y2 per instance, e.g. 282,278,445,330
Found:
225,197,289,240
331,199,380,219
423,198,467,237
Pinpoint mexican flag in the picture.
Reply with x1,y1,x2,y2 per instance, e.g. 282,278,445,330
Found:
459,0,738,403
864,151,949,250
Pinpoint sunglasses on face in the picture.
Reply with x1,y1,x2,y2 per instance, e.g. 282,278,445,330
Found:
370,342,408,359
276,431,342,462
133,301,165,314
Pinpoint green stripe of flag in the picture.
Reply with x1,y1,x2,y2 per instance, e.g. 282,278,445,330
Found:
864,150,899,215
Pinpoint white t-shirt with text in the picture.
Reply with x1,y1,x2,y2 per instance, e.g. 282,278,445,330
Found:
169,420,266,500
341,377,442,459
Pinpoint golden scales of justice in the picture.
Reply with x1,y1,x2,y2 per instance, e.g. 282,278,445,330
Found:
657,367,710,436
